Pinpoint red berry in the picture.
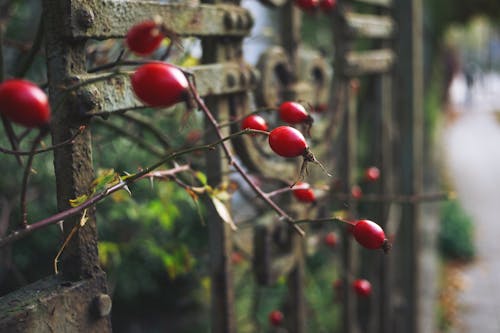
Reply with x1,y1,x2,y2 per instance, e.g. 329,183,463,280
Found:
320,0,336,11
241,114,268,132
353,279,372,297
350,78,361,93
185,130,202,144
352,219,386,251
131,62,189,108
324,231,338,247
0,79,50,128
268,310,284,327
333,279,343,290
364,166,380,182
351,185,363,199
126,20,164,56
295,0,319,11
313,104,328,113
279,101,311,125
293,182,316,203
231,251,244,265
268,126,308,158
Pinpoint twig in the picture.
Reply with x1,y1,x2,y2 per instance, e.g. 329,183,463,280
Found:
93,117,166,157
329,191,451,203
186,76,305,236
216,107,274,129
0,23,23,165
87,59,152,73
0,126,85,156
0,130,261,247
267,183,309,198
1,115,22,164
20,129,46,228
118,112,172,148
53,209,88,274
51,71,126,116
292,216,354,225
0,21,4,81
141,164,191,180
86,49,125,73
15,17,44,78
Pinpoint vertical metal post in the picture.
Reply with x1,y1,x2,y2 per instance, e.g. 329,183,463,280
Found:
43,0,104,283
375,5,396,330
394,0,424,332
280,4,306,333
201,2,237,333
333,5,358,332
42,0,111,331
377,72,394,333
345,80,360,333
202,70,237,333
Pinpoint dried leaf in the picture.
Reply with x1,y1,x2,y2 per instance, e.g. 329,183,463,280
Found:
211,197,237,231
80,209,89,227
185,188,199,201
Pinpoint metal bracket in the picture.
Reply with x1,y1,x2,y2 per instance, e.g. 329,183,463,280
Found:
67,1,253,39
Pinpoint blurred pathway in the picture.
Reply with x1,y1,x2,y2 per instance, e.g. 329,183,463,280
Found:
443,71,500,333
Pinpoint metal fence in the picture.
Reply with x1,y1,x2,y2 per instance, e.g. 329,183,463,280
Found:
0,0,428,332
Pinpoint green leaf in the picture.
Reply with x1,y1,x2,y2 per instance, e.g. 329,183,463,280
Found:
69,194,89,207
98,241,121,267
92,168,121,193
195,171,207,185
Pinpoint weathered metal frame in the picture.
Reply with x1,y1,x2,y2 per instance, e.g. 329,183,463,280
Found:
0,0,428,332
66,1,253,39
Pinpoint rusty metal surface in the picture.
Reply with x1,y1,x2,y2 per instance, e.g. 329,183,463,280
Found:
344,49,395,76
254,46,291,108
0,274,111,333
235,45,333,182
344,12,395,39
67,1,253,39
80,62,258,115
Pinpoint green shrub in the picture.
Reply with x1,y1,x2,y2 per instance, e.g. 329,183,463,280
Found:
438,200,475,261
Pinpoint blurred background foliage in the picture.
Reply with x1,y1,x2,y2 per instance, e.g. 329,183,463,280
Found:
438,200,475,261
1,0,499,332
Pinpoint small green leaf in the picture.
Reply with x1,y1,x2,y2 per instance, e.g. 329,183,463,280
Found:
195,171,208,185
69,194,89,207
92,169,121,193
98,241,121,267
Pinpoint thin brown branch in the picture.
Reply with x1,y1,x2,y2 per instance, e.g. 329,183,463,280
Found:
1,115,22,164
0,23,23,165
0,21,4,81
187,77,305,236
51,72,126,116
0,126,85,156
20,129,46,228
118,112,172,148
266,183,309,198
216,107,274,129
329,191,451,203
15,17,44,78
0,130,259,247
86,49,126,73
93,117,166,157
292,216,354,225
141,164,191,181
